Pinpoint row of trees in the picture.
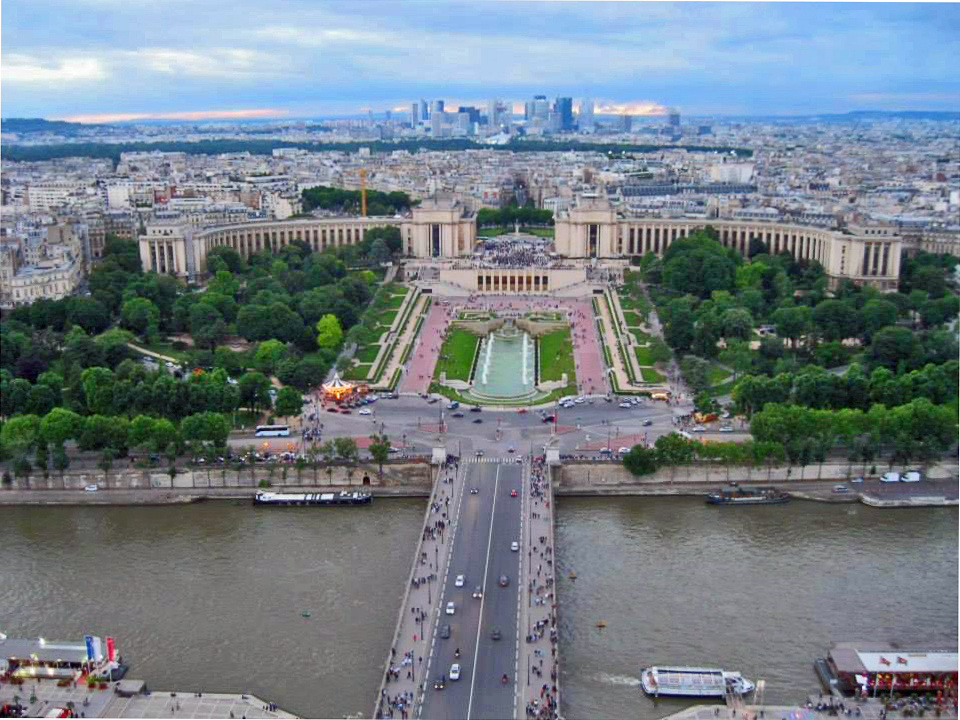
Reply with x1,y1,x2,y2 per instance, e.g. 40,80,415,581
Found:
622,432,785,477
301,186,414,216
749,398,957,473
475,206,554,227
732,361,959,416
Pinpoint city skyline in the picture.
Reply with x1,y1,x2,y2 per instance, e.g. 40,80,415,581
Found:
3,1,960,121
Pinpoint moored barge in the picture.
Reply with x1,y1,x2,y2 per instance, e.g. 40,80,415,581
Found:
707,483,790,505
253,490,372,506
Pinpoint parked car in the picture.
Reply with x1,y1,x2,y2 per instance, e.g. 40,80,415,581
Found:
619,402,632,408
903,471,921,483
881,472,901,483
358,408,372,415
84,484,99,492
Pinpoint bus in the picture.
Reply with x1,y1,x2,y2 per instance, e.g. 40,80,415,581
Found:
255,425,290,437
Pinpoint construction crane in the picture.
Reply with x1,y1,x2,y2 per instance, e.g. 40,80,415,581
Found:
358,167,368,217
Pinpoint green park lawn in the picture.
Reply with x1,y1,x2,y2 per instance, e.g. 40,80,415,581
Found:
629,327,653,343
434,329,480,382
355,345,381,364
375,309,399,328
384,293,407,308
341,363,372,381
539,327,576,383
640,367,664,382
708,364,732,385
633,346,657,366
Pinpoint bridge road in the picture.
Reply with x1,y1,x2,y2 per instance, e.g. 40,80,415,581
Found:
419,460,525,720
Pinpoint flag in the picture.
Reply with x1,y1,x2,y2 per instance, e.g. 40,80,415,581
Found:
879,657,891,666
84,635,95,662
897,657,908,665
106,638,116,662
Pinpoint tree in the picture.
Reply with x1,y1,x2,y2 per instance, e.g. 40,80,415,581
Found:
315,314,344,350
622,445,658,476
679,355,711,395
661,233,741,299
128,415,157,454
771,306,812,350
369,238,392,265
52,444,70,485
40,407,84,447
369,434,391,479
866,326,920,371
861,299,899,341
812,299,859,342
1,414,41,460
720,308,753,341
254,339,287,374
238,371,272,413
80,366,117,415
180,412,231,448
274,387,303,421
333,436,359,464
120,297,161,336
97,448,115,487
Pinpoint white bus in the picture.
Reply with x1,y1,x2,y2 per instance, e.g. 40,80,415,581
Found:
255,425,290,437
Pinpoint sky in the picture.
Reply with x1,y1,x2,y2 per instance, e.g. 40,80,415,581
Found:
2,1,959,121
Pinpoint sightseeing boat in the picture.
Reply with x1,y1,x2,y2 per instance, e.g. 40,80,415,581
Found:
816,642,958,698
640,666,756,697
706,483,790,505
0,633,128,682
253,490,372,506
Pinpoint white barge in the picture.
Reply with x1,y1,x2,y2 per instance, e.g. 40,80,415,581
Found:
253,490,372,506
640,666,755,698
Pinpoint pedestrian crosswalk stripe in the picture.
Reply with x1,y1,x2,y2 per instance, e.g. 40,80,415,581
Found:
465,457,524,464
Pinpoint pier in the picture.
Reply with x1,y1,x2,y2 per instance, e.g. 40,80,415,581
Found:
0,679,295,719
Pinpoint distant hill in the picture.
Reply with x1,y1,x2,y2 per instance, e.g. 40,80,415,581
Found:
1,117,100,134
825,111,960,121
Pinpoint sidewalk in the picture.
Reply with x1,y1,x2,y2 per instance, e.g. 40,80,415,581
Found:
375,459,465,720
517,457,560,720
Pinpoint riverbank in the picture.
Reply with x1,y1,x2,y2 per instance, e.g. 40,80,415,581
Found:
0,484,431,506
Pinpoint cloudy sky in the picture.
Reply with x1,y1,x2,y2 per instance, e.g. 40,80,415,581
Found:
2,1,959,121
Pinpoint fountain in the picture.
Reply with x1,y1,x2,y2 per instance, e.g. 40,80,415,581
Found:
469,320,539,400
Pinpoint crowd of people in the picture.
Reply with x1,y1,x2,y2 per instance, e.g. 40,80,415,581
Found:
526,457,561,720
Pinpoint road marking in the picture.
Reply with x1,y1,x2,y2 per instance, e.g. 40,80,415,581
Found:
466,462,500,720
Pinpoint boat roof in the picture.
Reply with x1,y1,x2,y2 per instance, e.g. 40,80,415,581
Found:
0,637,90,664
830,644,958,675
651,666,725,675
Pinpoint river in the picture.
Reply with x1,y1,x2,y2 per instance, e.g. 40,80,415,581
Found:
555,497,958,720
0,498,956,720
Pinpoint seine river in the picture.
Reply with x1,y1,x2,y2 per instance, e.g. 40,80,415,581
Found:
1,498,956,719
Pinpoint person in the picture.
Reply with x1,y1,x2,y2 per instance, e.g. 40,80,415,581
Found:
455,647,460,658
502,673,509,685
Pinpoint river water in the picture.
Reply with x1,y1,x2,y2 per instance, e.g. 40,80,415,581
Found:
555,497,958,720
0,499,956,720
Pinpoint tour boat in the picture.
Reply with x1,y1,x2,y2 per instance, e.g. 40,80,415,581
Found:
640,666,756,697
253,490,372,506
706,484,790,505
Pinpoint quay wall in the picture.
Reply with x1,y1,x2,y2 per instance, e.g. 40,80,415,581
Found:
0,462,433,504
556,461,959,490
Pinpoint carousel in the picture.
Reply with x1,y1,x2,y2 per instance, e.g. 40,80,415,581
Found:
320,373,367,404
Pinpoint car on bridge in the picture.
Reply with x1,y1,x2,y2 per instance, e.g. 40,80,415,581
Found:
440,624,451,639
490,629,502,641
449,663,461,681
510,541,519,552
445,601,456,615
499,574,510,587
455,574,465,587
470,487,479,494
434,676,446,690
510,489,518,497
473,586,483,599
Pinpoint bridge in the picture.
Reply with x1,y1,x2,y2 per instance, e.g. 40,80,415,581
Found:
375,456,559,720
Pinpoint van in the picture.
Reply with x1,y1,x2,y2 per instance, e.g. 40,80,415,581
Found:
880,472,900,483
902,471,921,483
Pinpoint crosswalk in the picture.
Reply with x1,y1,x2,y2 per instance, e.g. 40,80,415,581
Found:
465,456,525,464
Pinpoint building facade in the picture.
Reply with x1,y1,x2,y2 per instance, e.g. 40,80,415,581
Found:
139,199,476,277
554,201,906,290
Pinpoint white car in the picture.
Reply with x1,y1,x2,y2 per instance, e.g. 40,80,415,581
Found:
454,574,465,588
510,541,519,552
618,447,630,454
445,601,455,615
449,663,461,681
719,425,733,433
574,397,586,404
358,408,372,415
618,402,632,409
83,484,99,492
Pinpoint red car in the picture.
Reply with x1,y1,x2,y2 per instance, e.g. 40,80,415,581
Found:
339,409,351,414
510,489,518,498
517,408,527,414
